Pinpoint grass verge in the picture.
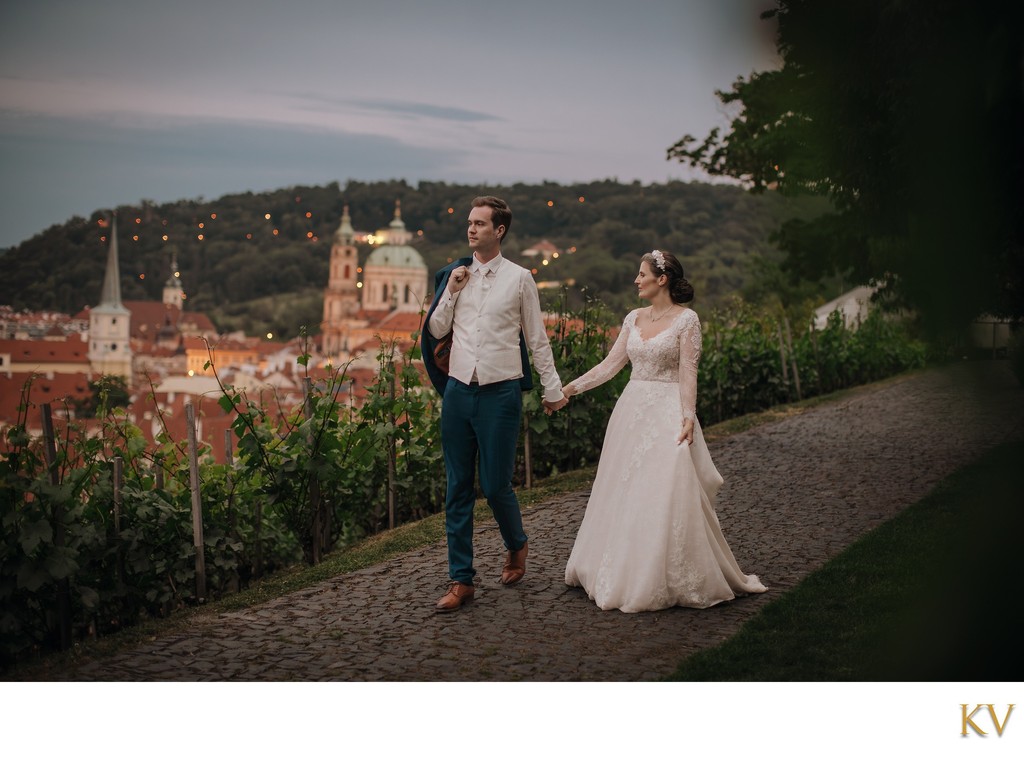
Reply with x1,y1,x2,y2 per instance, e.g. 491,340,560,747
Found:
667,437,1024,681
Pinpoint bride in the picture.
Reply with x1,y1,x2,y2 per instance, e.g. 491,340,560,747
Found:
561,250,766,612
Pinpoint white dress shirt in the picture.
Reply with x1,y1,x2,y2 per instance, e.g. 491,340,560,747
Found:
428,253,564,402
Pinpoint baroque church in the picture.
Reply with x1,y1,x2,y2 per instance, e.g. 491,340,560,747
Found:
320,201,429,364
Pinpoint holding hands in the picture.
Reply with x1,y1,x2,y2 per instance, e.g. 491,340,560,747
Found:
543,383,576,416
542,397,568,415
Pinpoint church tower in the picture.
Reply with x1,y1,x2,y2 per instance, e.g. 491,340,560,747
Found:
321,205,361,360
361,200,428,312
162,252,185,306
88,214,133,380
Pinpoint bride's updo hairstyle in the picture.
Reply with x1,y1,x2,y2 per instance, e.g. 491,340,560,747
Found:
642,249,694,304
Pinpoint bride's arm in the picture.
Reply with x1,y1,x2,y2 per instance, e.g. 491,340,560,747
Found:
562,314,631,397
676,311,702,445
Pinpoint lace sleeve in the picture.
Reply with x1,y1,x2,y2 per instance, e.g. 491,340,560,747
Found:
566,312,632,395
678,310,702,422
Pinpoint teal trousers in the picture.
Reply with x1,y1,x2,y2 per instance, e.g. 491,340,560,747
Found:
441,377,528,584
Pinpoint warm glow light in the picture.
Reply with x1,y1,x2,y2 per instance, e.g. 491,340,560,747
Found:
273,229,279,236
542,259,549,266
266,332,273,339
197,234,204,241
211,213,217,219
135,218,141,224
306,232,314,238
100,236,107,242
246,233,252,239
578,196,585,203
174,271,180,278
552,252,559,258
305,212,312,218
265,213,272,220
547,200,554,207
139,274,145,280
198,222,205,229
417,230,423,236
132,235,139,241
356,282,363,288
356,267,363,273
447,207,454,214
531,268,538,274
188,370,195,377
162,235,168,241
569,247,577,253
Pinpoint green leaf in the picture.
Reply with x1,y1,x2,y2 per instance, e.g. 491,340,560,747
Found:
19,519,52,554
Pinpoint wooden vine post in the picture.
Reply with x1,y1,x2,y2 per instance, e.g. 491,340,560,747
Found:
303,377,325,564
184,400,207,601
40,403,72,651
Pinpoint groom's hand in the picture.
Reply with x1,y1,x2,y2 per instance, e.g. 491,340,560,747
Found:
448,266,470,294
542,397,568,415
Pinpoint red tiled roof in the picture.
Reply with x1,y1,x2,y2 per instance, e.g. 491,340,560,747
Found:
0,371,93,426
0,337,90,364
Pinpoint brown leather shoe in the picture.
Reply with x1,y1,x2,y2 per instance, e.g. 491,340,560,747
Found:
500,541,528,585
435,581,475,612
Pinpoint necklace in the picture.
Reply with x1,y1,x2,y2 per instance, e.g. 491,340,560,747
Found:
649,305,675,322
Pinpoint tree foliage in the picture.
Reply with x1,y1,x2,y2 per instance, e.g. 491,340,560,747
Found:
668,0,1024,336
0,179,829,337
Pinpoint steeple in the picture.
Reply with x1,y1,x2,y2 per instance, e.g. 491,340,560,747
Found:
88,211,132,380
163,251,185,306
386,199,412,245
98,214,124,308
333,204,355,246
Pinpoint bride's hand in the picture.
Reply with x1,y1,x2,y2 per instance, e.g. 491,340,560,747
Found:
676,418,694,446
562,383,577,398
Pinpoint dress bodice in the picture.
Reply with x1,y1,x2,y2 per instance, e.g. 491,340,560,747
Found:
626,309,701,383
569,307,703,422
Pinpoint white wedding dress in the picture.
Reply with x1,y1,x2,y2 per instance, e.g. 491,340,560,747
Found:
565,308,767,612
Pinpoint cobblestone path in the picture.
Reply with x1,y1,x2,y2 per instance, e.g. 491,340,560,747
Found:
43,362,1024,681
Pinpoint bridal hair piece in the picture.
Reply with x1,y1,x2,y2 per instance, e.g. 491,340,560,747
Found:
642,249,695,304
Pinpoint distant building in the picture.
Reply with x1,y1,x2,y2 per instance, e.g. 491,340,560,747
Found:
87,214,133,379
521,239,561,261
320,201,429,366
813,285,879,330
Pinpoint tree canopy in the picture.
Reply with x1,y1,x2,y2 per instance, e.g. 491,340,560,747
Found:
668,0,1024,336
0,179,828,337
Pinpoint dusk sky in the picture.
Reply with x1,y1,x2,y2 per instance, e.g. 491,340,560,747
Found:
0,0,778,249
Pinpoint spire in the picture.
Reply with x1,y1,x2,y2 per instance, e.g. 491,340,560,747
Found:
393,199,402,221
334,203,355,245
163,250,185,306
98,213,124,308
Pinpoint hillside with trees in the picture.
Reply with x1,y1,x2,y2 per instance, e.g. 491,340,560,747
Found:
0,179,830,338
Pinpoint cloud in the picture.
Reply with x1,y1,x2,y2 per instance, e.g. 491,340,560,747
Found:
282,93,500,124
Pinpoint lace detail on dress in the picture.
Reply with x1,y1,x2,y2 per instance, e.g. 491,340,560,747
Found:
618,381,673,482
628,308,694,383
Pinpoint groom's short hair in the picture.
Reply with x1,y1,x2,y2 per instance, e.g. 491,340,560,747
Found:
471,196,512,241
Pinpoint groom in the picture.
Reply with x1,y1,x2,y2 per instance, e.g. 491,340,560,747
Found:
421,196,566,612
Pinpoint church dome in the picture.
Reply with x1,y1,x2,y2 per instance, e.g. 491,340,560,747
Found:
364,200,426,270
365,244,426,270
